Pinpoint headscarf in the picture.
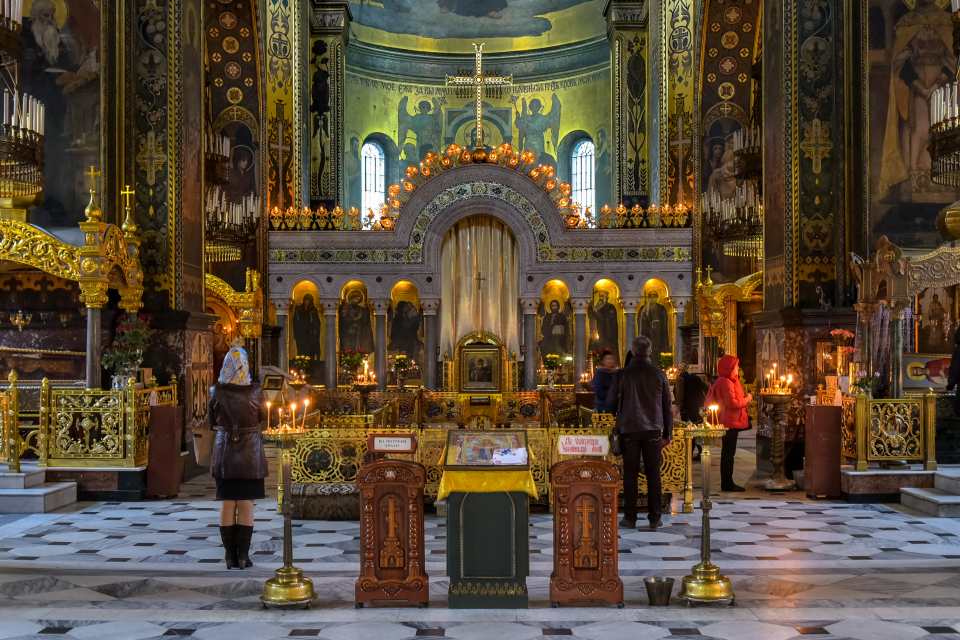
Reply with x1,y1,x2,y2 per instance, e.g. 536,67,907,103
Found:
218,346,251,386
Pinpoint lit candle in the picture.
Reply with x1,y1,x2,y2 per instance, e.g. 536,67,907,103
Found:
289,402,297,431
265,401,272,432
301,398,310,429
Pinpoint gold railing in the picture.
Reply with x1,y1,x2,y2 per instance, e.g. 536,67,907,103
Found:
285,412,694,512
841,392,937,471
0,372,177,469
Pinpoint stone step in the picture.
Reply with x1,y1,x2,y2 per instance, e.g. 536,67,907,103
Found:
0,464,45,490
934,467,960,495
901,487,960,518
0,482,77,513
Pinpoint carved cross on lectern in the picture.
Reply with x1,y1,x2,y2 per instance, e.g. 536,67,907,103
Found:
573,499,599,569
446,43,512,149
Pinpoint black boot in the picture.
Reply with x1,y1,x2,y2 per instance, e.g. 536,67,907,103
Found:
234,525,254,569
219,526,240,570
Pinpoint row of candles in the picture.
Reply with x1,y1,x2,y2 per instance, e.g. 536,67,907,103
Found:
731,124,761,152
2,89,44,136
702,182,763,228
0,0,23,27
931,82,960,130
205,187,260,227
356,358,377,385
762,362,794,394
206,131,232,159
265,398,310,434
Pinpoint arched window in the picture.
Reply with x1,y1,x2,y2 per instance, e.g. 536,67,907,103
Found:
361,141,386,217
571,138,595,214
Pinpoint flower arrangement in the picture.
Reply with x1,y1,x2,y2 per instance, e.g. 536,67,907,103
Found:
339,348,367,370
830,328,855,341
102,313,155,378
543,353,562,370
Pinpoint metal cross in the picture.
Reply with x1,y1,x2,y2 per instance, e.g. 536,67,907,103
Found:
800,117,832,175
474,270,486,333
121,185,136,210
85,165,101,191
446,43,512,149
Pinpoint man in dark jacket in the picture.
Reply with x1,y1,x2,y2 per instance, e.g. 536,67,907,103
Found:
607,336,673,530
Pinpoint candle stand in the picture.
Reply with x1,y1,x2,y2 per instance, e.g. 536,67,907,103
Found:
680,421,734,606
262,420,314,609
353,382,378,414
760,392,796,491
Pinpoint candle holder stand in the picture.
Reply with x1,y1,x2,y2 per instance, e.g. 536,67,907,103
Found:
353,382,378,414
760,392,796,491
680,421,734,606
262,428,314,609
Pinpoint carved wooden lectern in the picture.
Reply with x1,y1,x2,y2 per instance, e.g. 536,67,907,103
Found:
549,459,624,607
355,460,429,607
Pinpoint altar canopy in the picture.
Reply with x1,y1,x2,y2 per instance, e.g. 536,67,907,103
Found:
440,216,519,355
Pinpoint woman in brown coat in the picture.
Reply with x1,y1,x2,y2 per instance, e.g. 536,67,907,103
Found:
209,346,266,569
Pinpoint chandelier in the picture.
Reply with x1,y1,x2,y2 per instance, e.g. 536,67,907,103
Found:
701,181,763,261
928,5,960,239
0,4,45,213
204,186,259,263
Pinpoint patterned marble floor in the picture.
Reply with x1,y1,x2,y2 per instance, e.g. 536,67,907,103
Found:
0,472,959,639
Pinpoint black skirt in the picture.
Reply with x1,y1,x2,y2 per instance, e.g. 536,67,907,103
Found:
215,477,266,500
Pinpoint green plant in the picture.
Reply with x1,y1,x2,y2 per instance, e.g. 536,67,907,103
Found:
102,313,155,375
543,353,562,370
339,348,367,370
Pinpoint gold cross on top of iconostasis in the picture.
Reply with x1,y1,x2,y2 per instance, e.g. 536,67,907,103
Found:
446,43,512,149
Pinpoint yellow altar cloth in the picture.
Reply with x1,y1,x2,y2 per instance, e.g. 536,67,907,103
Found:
436,446,539,501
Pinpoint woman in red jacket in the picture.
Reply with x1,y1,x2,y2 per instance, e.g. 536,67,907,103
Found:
706,354,752,492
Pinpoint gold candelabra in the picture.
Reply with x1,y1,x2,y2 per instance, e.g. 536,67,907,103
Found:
680,416,734,605
261,398,314,609
10,309,30,332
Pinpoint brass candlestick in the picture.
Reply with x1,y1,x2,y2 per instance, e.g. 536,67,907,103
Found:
680,421,734,606
262,408,314,609
760,391,796,491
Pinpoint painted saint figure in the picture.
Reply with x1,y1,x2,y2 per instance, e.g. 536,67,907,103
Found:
513,93,561,167
539,299,572,359
388,300,423,363
292,294,322,360
638,292,670,361
398,96,444,160
589,291,619,357
339,290,375,354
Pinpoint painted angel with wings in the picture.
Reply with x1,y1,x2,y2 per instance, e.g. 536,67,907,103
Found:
513,93,561,167
398,96,444,161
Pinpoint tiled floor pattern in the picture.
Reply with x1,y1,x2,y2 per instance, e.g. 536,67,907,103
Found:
1,467,960,638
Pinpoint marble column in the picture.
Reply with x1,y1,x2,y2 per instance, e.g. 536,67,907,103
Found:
373,299,389,390
890,303,906,399
673,296,690,365
572,298,590,382
274,299,290,374
521,298,539,390
623,299,638,359
421,299,440,390
322,299,339,389
85,307,102,389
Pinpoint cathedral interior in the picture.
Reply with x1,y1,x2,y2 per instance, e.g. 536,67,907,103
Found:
0,0,959,637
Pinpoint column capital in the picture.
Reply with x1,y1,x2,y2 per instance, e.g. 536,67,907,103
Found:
320,298,339,315
372,298,390,315
421,298,440,316
520,298,540,314
571,297,591,314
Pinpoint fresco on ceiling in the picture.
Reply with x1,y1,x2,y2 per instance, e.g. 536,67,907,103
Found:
348,0,606,52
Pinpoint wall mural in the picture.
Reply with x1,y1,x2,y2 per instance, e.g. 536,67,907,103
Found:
290,280,325,380
347,0,605,53
340,68,610,211
21,0,100,228
588,279,623,364
698,0,761,283
869,0,958,248
339,281,375,355
181,0,204,312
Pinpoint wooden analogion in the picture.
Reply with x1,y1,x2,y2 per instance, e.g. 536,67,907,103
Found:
355,460,429,607
549,459,624,607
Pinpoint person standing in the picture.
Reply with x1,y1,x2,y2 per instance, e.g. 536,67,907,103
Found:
675,362,709,423
706,354,752,492
591,349,619,413
209,346,267,569
607,336,673,530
